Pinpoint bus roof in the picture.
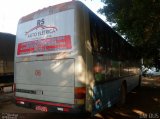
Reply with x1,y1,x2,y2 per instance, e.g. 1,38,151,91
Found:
18,1,136,54
19,1,82,24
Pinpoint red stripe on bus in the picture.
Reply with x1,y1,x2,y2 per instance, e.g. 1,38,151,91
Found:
16,97,72,108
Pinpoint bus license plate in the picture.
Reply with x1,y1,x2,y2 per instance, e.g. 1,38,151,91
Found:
35,105,48,112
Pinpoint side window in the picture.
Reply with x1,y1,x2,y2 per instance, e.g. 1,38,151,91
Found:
120,61,129,76
119,41,125,60
0,60,3,74
91,23,99,52
110,34,120,60
97,25,106,53
129,61,140,75
111,60,120,78
90,14,109,83
90,14,106,54
105,31,111,55
93,56,106,83
90,15,98,52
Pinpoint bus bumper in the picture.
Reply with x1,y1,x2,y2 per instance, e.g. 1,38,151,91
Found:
15,97,85,113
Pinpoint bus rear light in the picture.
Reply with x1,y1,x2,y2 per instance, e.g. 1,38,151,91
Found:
74,99,85,105
74,87,86,99
75,87,86,94
75,94,85,99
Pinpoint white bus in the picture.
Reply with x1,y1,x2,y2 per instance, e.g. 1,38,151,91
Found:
14,1,141,114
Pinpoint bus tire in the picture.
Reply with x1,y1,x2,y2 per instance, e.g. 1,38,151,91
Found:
117,82,127,106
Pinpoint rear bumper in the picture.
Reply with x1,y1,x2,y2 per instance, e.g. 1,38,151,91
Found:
15,97,85,113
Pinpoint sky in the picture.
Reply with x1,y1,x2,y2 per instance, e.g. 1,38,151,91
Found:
0,0,105,35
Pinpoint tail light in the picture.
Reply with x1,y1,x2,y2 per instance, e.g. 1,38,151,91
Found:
74,87,86,105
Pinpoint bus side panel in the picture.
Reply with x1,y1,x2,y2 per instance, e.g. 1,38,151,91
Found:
82,6,94,113
74,3,94,113
92,79,121,113
126,75,139,92
92,75,139,113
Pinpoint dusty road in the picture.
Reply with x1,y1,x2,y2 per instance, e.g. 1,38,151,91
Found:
0,77,160,119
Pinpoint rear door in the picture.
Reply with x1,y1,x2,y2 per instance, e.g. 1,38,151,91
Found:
15,58,75,104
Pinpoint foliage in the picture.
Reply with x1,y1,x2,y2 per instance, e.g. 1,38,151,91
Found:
98,0,160,64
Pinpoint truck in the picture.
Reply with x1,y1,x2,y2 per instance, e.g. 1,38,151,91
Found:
0,32,15,83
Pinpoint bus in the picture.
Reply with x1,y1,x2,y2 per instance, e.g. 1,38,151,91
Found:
14,1,141,114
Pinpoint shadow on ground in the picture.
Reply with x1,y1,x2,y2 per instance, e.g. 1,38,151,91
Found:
0,77,160,119
94,76,160,119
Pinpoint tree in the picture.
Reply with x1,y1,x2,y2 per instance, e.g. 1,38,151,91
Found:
99,0,160,68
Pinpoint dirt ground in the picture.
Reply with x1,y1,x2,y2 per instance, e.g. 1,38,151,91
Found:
0,76,160,119
96,76,160,119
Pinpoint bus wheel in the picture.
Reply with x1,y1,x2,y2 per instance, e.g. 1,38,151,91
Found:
117,83,127,106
